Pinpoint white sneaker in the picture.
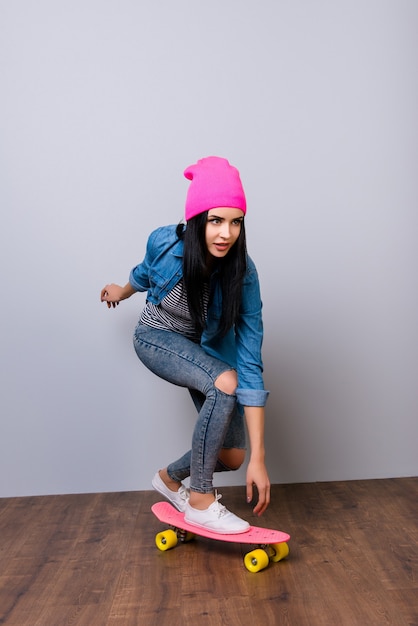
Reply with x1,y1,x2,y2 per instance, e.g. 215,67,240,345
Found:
152,471,190,512
184,491,250,534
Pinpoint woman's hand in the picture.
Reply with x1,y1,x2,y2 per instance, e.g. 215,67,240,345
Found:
246,458,271,516
100,282,136,308
101,284,122,308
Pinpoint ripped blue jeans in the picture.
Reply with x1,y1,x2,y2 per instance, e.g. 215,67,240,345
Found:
133,324,246,494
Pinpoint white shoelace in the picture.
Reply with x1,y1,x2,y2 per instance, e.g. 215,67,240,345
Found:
178,485,190,502
212,491,227,518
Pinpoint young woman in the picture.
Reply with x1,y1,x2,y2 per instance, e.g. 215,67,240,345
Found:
101,156,270,534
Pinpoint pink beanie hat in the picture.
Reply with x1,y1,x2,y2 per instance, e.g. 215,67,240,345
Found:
184,156,247,221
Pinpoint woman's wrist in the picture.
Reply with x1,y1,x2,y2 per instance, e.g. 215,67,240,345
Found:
249,451,265,464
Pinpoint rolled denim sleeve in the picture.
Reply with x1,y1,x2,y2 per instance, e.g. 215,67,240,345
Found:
236,387,269,407
234,258,269,407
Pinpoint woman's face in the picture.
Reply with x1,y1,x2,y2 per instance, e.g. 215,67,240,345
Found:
205,207,244,259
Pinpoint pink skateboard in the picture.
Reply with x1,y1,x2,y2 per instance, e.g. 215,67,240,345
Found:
152,501,290,572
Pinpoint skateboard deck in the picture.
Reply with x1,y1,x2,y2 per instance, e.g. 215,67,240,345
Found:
152,501,290,572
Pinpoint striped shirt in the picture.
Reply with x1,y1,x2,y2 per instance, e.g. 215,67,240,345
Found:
139,279,210,341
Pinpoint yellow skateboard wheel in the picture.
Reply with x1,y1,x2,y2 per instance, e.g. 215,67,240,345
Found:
270,542,290,562
155,529,178,551
244,548,269,573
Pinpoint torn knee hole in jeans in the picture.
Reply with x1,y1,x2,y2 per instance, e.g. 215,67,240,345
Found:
214,371,238,396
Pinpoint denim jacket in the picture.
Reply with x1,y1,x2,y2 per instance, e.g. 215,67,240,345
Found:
129,225,269,407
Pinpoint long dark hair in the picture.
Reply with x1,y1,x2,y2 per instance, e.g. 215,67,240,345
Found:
176,212,247,337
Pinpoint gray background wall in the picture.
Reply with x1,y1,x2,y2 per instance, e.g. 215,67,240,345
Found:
1,1,417,497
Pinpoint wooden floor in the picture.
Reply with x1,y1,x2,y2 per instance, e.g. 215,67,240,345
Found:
0,478,417,626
